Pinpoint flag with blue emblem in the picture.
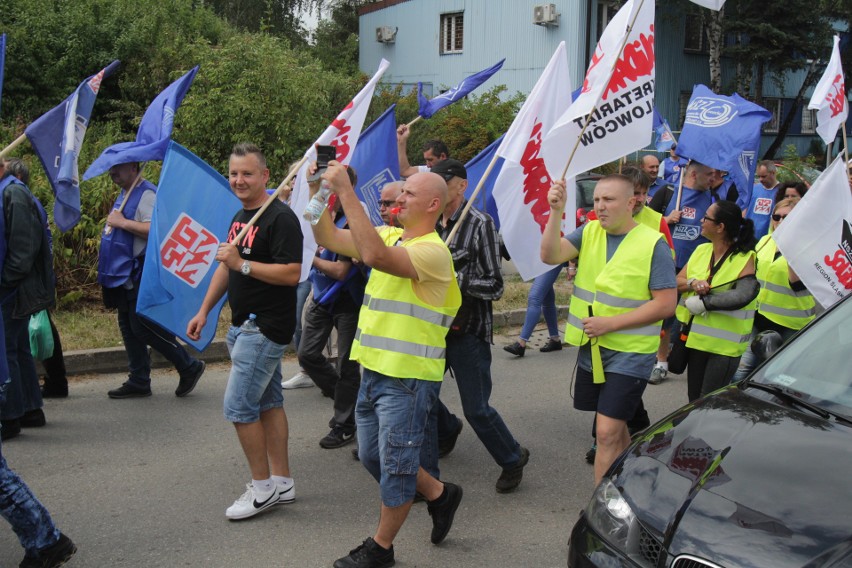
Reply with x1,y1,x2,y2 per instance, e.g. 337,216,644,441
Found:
349,104,400,226
83,66,199,180
653,107,676,152
676,84,772,199
464,135,505,230
24,60,120,232
417,59,504,119
136,142,239,351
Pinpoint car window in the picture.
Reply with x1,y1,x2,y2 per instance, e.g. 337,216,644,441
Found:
751,298,852,418
576,180,597,209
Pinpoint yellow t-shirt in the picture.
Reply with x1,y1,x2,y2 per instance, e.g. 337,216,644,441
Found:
377,226,454,307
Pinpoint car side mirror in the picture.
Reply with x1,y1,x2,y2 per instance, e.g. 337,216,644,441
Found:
751,331,783,363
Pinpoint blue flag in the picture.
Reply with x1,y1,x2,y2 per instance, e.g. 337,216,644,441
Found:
464,135,505,230
0,33,6,117
24,60,120,232
136,142,239,351
84,66,199,180
652,107,676,152
417,59,505,119
676,84,772,197
350,105,400,226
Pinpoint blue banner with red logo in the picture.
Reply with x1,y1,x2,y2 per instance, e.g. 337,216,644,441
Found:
137,142,239,351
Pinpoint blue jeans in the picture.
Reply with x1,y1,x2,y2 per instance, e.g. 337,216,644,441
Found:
0,298,42,421
355,369,440,508
434,334,522,469
292,280,311,352
520,264,564,341
116,287,196,388
0,438,60,558
224,324,286,423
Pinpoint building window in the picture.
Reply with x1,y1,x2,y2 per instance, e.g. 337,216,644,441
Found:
801,107,817,134
441,12,463,54
678,91,692,129
762,98,782,133
596,1,619,40
684,13,707,53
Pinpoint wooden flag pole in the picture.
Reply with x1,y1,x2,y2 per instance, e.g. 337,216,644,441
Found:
826,141,832,170
0,133,27,160
559,0,646,181
674,159,689,210
230,156,308,246
405,115,423,129
443,153,500,245
104,163,147,236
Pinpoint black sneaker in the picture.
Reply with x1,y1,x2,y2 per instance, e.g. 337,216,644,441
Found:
20,409,47,428
539,338,563,352
175,360,206,397
503,341,525,357
40,382,68,399
19,532,77,568
496,446,530,493
585,443,597,465
1,419,21,441
320,426,356,449
351,445,360,460
333,537,395,568
427,481,463,544
107,382,152,399
438,418,463,458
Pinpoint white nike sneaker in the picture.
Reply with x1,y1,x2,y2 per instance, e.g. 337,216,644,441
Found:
225,484,279,520
276,481,295,505
282,371,314,389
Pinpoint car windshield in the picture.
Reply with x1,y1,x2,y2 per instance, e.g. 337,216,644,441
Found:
749,296,852,419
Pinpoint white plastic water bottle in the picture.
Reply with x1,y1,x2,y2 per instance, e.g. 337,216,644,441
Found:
303,180,331,225
241,313,259,332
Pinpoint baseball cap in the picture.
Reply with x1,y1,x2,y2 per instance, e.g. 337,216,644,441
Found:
430,159,467,181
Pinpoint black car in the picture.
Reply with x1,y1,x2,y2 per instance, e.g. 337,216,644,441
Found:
568,294,852,567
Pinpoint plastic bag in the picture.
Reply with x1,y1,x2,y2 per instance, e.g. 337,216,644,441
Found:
28,309,55,361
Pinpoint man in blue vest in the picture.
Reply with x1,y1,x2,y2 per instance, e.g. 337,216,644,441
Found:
100,161,205,399
298,169,367,449
641,155,667,201
646,161,714,385
743,160,780,239
662,145,688,185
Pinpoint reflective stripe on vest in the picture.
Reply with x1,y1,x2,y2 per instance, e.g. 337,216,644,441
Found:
565,222,664,354
350,227,460,381
676,243,756,357
754,235,815,330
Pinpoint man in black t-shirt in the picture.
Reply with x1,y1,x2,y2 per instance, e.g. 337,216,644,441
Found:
188,143,303,521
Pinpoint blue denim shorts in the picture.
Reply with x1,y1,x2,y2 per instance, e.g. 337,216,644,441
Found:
223,325,287,423
355,368,440,508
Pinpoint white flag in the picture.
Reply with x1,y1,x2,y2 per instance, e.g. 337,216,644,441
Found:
772,155,852,309
542,0,655,180
292,59,390,281
808,35,848,146
492,42,573,281
689,0,726,9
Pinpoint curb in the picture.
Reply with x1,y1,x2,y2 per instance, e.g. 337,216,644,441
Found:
49,307,569,377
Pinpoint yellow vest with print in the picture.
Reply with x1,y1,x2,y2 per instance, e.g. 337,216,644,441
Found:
565,221,664,354
350,227,461,381
754,234,815,330
676,243,756,357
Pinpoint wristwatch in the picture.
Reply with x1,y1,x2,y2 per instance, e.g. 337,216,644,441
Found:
240,260,252,276
686,277,696,289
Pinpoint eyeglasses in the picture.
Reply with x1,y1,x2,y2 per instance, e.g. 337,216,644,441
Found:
771,213,788,222
379,200,396,207
701,215,718,223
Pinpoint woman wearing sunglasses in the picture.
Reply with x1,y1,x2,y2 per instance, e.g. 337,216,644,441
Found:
732,197,816,381
676,200,759,402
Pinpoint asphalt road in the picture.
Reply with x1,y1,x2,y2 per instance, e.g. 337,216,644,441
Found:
1,331,687,568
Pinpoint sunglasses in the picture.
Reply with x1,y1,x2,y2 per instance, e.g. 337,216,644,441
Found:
379,200,396,207
771,213,788,222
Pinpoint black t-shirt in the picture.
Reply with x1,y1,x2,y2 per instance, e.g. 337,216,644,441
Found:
227,200,303,345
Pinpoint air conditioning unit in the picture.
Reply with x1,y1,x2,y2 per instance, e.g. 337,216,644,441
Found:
375,26,398,43
533,4,559,26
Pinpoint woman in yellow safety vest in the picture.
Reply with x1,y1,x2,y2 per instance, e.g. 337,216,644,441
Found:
731,197,815,381
676,200,759,402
